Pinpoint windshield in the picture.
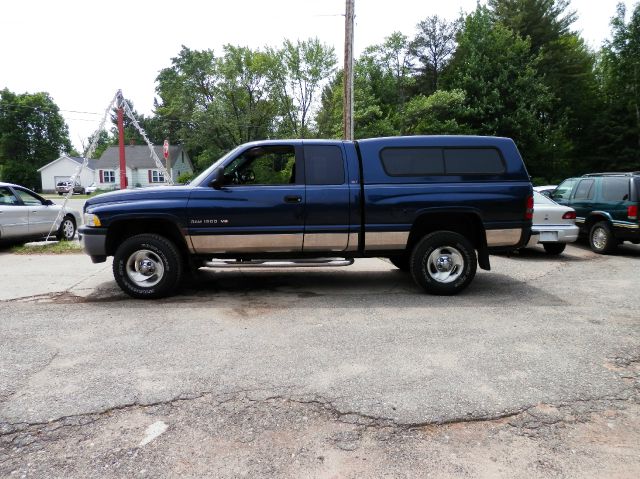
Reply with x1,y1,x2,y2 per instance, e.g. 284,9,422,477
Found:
190,145,246,187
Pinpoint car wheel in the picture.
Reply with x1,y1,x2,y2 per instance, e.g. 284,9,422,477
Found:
113,234,183,299
57,192,63,196
589,221,617,254
542,243,566,255
56,216,76,241
388,254,410,271
410,231,477,295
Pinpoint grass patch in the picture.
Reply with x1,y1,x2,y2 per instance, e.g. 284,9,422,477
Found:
11,240,83,255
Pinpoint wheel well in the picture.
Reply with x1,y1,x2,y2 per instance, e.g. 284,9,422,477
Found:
105,220,188,258
407,212,485,250
584,214,610,232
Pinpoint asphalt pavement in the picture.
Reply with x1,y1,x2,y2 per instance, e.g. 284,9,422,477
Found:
1,243,639,477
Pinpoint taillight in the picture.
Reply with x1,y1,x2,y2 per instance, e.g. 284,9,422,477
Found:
629,205,638,220
562,211,576,220
525,195,534,220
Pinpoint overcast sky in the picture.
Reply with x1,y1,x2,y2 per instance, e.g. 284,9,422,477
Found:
0,0,636,150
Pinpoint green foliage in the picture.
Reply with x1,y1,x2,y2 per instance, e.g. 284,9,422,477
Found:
595,2,640,171
410,16,462,95
404,90,474,135
0,89,71,189
176,171,195,184
444,7,566,176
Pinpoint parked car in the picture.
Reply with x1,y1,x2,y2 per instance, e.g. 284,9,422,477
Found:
524,191,579,254
0,182,82,244
551,172,640,253
533,185,557,197
56,180,85,195
85,182,98,194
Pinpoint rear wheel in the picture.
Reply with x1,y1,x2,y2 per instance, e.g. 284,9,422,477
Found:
589,221,616,254
410,231,477,295
56,216,76,241
542,243,566,255
113,234,183,299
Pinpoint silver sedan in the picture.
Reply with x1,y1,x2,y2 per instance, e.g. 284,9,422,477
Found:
0,182,82,244
525,191,579,255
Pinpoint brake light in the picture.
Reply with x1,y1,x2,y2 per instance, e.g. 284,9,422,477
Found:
562,211,576,220
525,195,534,220
629,205,638,220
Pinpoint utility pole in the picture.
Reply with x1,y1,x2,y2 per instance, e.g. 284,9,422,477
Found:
116,91,127,190
343,0,355,140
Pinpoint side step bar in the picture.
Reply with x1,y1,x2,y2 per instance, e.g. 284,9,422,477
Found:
203,258,354,269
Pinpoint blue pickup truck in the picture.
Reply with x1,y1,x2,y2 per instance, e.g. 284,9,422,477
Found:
80,136,533,298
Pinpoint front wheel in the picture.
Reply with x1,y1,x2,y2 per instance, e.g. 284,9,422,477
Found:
113,234,183,299
589,221,616,254
56,216,76,241
410,231,477,295
542,243,566,255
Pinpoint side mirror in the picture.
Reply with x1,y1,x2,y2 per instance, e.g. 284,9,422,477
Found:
44,199,54,206
210,167,225,190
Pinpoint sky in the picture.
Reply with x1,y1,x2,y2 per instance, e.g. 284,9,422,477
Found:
0,0,636,150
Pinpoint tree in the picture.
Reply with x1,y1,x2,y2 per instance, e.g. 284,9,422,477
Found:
0,89,71,189
489,0,600,174
404,89,474,135
444,7,565,176
596,2,640,170
269,38,336,138
410,16,462,95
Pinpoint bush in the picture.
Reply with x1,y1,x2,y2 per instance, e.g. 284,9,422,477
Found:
177,172,195,184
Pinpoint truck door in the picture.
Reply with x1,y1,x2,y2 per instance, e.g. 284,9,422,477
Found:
187,144,306,254
302,144,352,252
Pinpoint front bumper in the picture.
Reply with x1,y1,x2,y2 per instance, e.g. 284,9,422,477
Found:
79,226,107,262
526,224,579,247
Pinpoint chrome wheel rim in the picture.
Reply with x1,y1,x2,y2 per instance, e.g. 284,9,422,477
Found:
592,227,607,250
426,246,464,283
125,250,165,287
61,219,75,239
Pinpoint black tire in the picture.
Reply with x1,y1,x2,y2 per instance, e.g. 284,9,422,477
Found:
589,221,617,254
57,192,63,196
410,231,477,295
542,243,566,255
56,215,76,241
388,254,410,271
113,234,183,299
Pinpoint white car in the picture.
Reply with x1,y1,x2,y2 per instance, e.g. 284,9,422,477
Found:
533,185,557,197
525,191,579,254
85,182,98,194
0,182,82,244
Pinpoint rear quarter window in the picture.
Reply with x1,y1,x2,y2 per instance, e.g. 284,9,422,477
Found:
379,147,505,176
601,177,630,201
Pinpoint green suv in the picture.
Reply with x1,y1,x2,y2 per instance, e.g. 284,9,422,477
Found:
551,172,640,254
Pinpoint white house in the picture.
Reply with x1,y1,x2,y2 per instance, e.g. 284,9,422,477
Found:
95,145,194,189
38,155,97,193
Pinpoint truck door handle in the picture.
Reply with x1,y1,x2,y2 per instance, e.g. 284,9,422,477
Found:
284,195,302,204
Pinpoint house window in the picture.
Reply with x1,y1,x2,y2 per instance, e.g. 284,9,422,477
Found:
151,170,165,183
100,170,115,183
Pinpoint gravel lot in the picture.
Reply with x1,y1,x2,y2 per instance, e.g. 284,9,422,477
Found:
1,242,639,478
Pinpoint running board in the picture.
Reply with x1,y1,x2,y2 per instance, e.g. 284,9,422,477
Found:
202,258,354,269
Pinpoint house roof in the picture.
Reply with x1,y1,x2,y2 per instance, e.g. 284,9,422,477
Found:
37,155,98,172
98,145,191,169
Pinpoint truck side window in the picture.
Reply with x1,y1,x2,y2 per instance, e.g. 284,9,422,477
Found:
304,145,345,185
380,148,444,176
601,177,629,201
443,148,505,174
573,179,595,200
224,145,296,186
